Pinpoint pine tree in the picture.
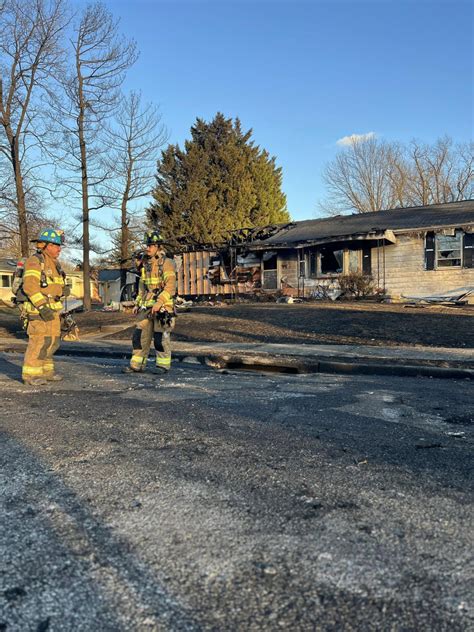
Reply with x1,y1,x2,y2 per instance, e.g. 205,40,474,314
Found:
148,113,290,245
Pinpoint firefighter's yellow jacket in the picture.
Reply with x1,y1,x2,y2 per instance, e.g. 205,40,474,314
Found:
135,253,176,312
23,251,65,316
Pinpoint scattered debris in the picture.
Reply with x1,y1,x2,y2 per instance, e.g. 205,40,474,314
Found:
175,296,193,312
275,296,303,304
101,302,120,312
402,286,473,306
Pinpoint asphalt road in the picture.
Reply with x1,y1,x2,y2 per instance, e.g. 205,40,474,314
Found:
0,353,473,631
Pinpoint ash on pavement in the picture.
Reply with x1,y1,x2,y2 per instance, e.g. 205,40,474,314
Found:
0,353,472,631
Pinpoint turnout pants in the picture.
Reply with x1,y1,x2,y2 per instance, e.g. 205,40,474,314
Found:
22,314,61,380
130,315,176,371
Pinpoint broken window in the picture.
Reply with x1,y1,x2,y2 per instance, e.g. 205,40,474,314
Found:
436,232,462,267
321,248,343,274
1,274,11,288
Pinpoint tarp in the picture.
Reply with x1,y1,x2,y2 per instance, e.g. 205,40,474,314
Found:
402,286,473,303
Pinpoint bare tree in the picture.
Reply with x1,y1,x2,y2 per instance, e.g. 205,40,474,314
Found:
57,1,137,310
104,91,168,290
407,137,474,205
322,136,401,214
321,135,474,214
0,0,68,254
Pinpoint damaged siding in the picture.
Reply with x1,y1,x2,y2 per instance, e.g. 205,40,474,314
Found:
174,202,474,300
382,234,474,299
272,232,474,300
176,251,234,296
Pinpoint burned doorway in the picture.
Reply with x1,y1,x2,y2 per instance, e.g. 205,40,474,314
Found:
262,252,278,289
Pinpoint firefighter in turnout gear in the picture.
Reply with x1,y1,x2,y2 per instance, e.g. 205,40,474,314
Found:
21,229,67,386
123,231,177,375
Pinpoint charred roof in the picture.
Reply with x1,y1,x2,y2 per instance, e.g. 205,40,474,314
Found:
247,200,474,248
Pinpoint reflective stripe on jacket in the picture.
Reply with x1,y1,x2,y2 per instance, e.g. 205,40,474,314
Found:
23,251,65,315
135,254,176,312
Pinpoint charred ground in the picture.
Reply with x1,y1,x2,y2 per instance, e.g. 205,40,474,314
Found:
0,300,472,348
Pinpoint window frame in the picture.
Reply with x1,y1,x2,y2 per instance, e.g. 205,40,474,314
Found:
308,249,318,278
435,231,463,269
320,247,344,276
305,246,368,278
1,274,12,288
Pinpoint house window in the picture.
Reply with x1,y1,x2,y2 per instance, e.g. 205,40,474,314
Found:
321,248,343,274
348,250,360,272
436,232,462,267
1,274,12,288
298,250,306,277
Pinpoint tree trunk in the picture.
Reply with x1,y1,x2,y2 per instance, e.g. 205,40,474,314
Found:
120,203,129,300
11,135,30,256
120,158,132,300
3,120,30,255
77,97,91,310
80,149,91,310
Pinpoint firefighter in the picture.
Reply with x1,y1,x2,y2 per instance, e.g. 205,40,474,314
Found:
122,231,177,375
22,229,67,386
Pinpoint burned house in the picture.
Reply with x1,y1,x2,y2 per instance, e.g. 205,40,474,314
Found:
175,200,474,301
174,225,284,297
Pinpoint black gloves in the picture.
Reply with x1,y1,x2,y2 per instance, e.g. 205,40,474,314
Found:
38,305,55,322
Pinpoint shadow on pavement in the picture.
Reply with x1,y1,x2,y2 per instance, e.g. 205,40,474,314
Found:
0,431,200,631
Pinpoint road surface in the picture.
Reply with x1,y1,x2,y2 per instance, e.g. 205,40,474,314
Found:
0,353,472,631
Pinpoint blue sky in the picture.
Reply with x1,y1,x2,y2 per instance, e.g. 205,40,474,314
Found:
101,0,473,221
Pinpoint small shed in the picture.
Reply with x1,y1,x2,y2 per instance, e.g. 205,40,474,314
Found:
98,269,139,305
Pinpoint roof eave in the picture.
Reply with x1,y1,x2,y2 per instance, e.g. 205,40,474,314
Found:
393,222,474,234
247,229,397,250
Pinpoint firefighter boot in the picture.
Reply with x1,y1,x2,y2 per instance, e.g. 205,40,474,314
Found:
44,374,64,382
122,366,144,374
150,366,169,376
23,377,48,386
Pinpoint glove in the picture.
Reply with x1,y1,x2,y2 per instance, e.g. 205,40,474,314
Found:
132,305,140,315
151,303,164,314
38,305,55,322
63,286,71,298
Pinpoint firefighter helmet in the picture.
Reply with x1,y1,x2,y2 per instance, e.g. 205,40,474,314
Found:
33,228,65,246
145,230,164,246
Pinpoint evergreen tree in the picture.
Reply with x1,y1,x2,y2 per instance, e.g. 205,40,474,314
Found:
148,113,289,245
